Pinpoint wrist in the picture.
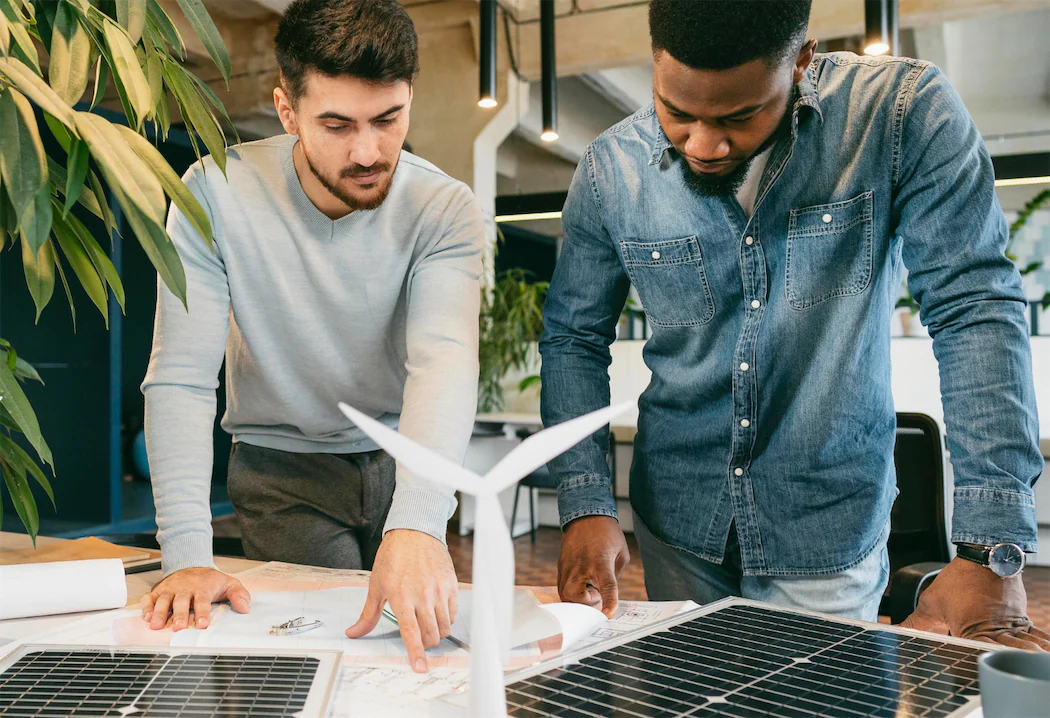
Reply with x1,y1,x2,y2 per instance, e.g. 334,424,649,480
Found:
564,514,620,533
953,541,1026,578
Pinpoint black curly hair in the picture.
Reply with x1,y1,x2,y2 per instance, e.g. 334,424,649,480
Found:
649,0,812,70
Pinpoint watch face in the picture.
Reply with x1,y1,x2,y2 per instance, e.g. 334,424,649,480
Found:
989,543,1026,578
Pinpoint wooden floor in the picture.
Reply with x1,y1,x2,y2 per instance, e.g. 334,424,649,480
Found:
215,514,1048,627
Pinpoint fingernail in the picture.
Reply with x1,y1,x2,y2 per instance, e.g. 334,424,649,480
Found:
415,659,426,673
197,618,207,628
143,612,152,621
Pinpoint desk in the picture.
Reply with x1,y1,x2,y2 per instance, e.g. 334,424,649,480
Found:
0,532,259,609
476,411,638,444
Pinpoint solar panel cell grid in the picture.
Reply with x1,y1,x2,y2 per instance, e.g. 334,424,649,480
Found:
506,603,984,718
0,650,320,717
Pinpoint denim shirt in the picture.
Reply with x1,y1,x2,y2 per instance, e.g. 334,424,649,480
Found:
539,53,1042,576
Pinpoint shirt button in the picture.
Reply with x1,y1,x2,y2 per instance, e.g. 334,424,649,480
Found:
751,299,761,309
822,213,833,223
740,362,750,372
734,468,744,477
744,236,754,245
651,250,661,259
740,419,751,428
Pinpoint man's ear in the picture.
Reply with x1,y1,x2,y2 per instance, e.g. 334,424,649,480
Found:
793,38,818,85
274,84,299,136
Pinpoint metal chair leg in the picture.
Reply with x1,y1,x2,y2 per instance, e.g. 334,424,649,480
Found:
510,483,521,540
528,485,536,544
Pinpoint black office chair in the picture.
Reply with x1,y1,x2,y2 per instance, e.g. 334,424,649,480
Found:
510,429,617,544
880,412,952,624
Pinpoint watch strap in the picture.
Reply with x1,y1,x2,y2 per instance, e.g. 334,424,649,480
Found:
954,543,992,565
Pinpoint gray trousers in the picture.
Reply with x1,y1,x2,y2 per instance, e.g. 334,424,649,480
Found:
226,442,396,570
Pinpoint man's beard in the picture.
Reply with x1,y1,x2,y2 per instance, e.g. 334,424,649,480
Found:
679,155,756,197
678,118,786,198
301,142,395,211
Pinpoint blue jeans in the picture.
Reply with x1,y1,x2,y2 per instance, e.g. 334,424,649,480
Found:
633,512,890,623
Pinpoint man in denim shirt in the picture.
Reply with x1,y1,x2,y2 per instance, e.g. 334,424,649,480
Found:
540,0,1046,647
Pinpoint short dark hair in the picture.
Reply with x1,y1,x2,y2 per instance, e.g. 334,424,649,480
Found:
649,0,812,70
275,0,419,102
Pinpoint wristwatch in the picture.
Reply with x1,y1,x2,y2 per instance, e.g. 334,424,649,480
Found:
954,542,1026,578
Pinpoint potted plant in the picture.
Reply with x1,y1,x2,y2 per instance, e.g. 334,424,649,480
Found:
0,0,233,543
1007,188,1050,312
477,266,548,412
896,187,1050,336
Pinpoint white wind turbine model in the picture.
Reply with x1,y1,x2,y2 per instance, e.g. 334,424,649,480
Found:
338,401,633,717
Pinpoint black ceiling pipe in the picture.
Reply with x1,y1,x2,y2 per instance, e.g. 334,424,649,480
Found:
540,0,558,141
479,0,498,108
864,0,899,56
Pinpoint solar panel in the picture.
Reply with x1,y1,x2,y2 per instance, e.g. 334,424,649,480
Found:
504,600,987,718
0,644,340,717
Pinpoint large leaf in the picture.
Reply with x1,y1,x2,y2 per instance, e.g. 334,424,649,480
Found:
117,123,212,249
32,0,57,50
188,72,238,146
0,181,16,237
43,113,72,153
0,57,78,130
75,111,167,226
154,79,171,139
63,138,90,217
88,170,118,241
174,0,230,84
52,210,109,325
164,62,226,173
0,6,10,53
115,186,187,307
101,18,151,126
48,1,92,104
0,87,47,224
0,357,53,469
0,432,54,507
18,184,53,255
0,0,40,72
47,154,105,222
145,46,164,114
65,209,126,313
116,0,146,45
12,355,42,384
52,242,78,330
21,237,55,322
90,54,110,109
147,0,184,56
0,403,22,433
2,462,39,542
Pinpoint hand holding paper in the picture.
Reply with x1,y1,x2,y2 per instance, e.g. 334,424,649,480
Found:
337,401,633,718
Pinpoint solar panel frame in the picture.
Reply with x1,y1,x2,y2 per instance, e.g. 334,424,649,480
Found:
499,598,992,718
0,643,341,717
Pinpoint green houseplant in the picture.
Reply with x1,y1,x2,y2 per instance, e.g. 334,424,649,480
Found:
897,187,1050,331
1007,187,1050,311
477,267,548,413
0,0,234,543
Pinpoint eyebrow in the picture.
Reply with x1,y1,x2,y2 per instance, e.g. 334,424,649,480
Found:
658,93,765,121
316,104,405,123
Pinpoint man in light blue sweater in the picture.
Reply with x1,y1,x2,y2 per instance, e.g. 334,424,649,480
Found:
139,0,483,672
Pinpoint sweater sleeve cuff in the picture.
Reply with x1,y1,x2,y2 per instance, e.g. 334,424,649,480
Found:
557,473,619,529
383,485,457,545
951,486,1038,553
159,532,216,577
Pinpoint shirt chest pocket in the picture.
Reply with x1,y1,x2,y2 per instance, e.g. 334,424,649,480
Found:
619,236,715,327
786,190,874,310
